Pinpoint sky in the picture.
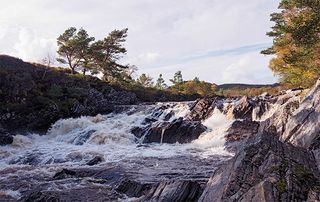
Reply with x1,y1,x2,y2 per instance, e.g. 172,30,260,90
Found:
0,0,280,84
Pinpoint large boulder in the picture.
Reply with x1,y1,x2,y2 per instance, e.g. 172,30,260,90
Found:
187,98,216,121
225,120,259,142
199,133,320,202
138,118,207,144
231,96,254,120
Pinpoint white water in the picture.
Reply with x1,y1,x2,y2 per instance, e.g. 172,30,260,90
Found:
0,102,233,167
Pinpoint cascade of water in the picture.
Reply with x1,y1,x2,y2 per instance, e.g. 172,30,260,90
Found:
160,128,165,144
1,102,234,166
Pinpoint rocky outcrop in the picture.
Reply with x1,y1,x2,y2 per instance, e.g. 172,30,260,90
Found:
282,79,320,149
231,96,254,120
86,156,104,166
259,92,301,135
225,120,259,142
199,133,320,202
141,180,203,202
116,179,152,198
133,118,207,144
188,98,216,121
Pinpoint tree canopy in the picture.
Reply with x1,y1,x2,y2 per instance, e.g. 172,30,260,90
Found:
262,0,320,88
155,74,167,89
170,70,183,84
136,73,154,87
57,27,129,81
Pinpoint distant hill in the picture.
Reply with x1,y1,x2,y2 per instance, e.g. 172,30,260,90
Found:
216,83,280,90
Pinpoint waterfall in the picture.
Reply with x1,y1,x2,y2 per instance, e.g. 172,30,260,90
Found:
1,102,234,166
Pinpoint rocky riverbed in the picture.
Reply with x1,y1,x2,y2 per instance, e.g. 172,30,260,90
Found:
1,79,320,201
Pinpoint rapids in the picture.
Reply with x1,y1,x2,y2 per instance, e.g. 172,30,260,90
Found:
0,102,234,200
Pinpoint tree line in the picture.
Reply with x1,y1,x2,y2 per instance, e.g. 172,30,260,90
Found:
55,28,216,96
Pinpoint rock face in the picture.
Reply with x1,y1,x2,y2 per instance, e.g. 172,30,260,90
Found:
188,98,216,121
199,133,320,202
116,179,152,198
282,79,320,149
86,156,104,166
259,92,301,135
141,180,203,202
231,96,254,120
225,120,259,142
134,118,207,144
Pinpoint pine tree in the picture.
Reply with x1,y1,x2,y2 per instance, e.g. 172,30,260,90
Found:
155,74,167,89
57,27,94,74
170,70,183,84
91,28,129,81
193,77,200,83
137,73,154,87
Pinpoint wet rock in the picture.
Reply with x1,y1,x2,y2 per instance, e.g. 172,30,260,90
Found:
116,179,152,198
142,117,158,125
72,130,96,145
21,187,123,202
142,180,203,202
232,96,254,120
21,191,59,202
53,169,77,180
9,152,46,166
0,126,13,146
142,118,207,144
163,111,174,121
282,78,320,149
131,126,146,138
86,156,104,166
199,133,320,202
187,98,216,121
225,120,259,142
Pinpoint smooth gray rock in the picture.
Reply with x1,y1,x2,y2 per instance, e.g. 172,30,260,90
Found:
282,78,320,149
199,133,320,202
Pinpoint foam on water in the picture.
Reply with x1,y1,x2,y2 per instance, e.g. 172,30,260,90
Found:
0,102,234,167
0,189,21,199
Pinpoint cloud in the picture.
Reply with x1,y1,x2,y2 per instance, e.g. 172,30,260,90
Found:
0,0,280,84
12,28,56,62
138,50,277,85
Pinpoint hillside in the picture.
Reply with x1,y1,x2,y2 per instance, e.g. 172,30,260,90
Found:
0,55,201,133
0,55,139,132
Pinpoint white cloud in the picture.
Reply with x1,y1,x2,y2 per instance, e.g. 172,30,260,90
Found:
139,51,277,85
0,0,280,84
12,28,56,62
